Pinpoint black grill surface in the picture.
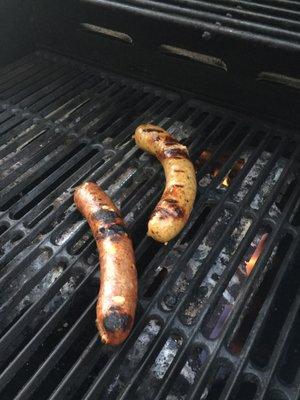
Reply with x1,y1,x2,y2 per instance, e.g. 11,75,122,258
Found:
0,51,299,400
85,0,300,50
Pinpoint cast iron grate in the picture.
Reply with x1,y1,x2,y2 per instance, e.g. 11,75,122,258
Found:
83,0,300,50
0,51,299,400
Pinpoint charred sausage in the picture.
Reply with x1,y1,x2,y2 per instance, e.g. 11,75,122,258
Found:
74,182,137,345
134,124,197,243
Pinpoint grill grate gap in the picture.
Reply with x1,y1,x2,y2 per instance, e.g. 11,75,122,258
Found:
250,245,300,368
100,319,162,400
134,333,184,400
166,346,208,399
228,232,293,355
200,360,232,400
229,376,258,400
201,225,271,339
276,307,300,385
266,390,290,400
290,198,300,226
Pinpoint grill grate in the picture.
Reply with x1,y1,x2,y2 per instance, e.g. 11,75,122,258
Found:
0,51,299,400
83,0,300,50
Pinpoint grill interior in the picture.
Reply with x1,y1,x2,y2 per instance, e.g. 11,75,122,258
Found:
0,51,299,400
30,0,300,126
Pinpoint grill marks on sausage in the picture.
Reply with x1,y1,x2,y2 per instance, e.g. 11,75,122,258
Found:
144,129,188,160
159,147,189,160
92,207,128,240
143,128,164,133
163,136,178,145
98,224,127,241
165,198,178,204
153,203,185,220
92,209,120,224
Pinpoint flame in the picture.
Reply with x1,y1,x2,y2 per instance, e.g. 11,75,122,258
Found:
220,158,245,188
222,176,230,187
212,168,219,178
245,234,268,276
198,150,213,168
198,150,244,188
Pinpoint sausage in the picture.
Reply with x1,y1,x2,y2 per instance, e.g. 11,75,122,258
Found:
74,182,137,345
134,124,197,243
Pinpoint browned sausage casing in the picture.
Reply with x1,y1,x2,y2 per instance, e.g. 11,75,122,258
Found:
74,182,137,346
134,124,197,243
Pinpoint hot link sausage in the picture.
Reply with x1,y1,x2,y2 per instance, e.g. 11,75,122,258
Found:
74,182,137,345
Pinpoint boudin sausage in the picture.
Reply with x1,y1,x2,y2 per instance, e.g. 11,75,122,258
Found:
134,124,197,243
74,182,137,345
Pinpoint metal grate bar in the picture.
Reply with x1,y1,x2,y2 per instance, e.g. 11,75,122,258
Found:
154,0,300,27
129,0,300,33
175,0,300,19
84,0,300,49
47,334,101,400
0,62,53,95
1,67,68,103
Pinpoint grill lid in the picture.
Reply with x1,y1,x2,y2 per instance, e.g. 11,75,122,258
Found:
0,52,299,400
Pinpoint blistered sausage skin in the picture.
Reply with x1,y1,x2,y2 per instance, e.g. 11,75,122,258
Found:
74,182,137,346
134,124,197,243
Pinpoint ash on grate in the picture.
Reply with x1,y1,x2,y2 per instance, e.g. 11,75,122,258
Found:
199,149,293,219
167,120,195,141
103,320,161,400
5,253,91,330
135,334,184,400
161,209,233,312
232,151,289,218
1,248,52,305
166,347,208,400
158,118,195,141
16,264,76,313
203,231,277,340
179,215,253,326
124,185,158,225
107,166,138,201
53,220,82,246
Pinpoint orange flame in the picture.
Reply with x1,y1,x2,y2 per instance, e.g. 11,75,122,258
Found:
220,158,245,188
245,234,268,276
222,176,230,188
198,150,213,168
198,150,245,188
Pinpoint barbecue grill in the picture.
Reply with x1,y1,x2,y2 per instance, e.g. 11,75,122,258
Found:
0,1,299,399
